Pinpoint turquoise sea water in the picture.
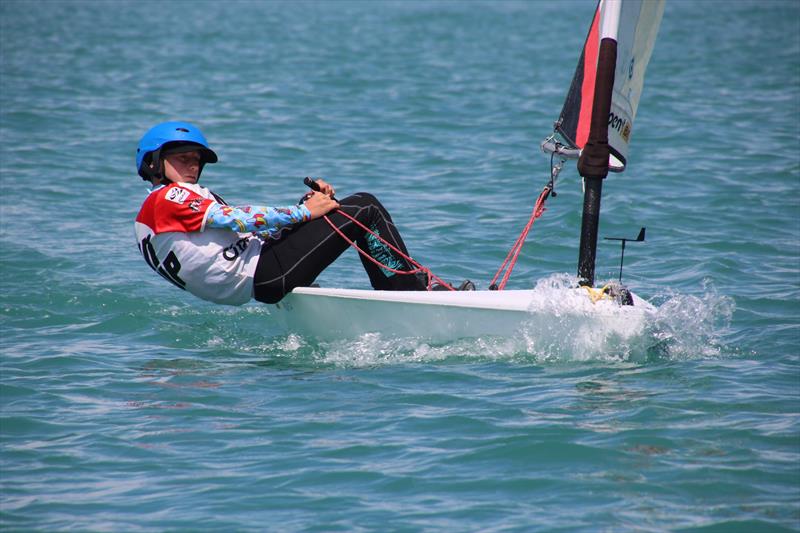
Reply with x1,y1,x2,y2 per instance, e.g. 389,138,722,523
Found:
1,0,799,530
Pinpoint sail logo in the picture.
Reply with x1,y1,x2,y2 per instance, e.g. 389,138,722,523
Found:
608,112,631,143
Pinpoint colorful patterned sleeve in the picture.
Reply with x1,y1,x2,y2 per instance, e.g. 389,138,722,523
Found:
204,202,312,238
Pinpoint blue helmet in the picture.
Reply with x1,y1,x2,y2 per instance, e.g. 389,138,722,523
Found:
136,121,218,180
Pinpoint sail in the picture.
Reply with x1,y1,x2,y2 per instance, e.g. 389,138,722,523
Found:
555,0,664,172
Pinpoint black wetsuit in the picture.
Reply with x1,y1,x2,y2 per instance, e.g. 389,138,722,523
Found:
253,192,427,303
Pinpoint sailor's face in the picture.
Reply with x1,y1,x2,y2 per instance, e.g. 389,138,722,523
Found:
163,151,201,184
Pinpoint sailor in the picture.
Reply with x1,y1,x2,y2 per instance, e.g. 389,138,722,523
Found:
134,120,433,306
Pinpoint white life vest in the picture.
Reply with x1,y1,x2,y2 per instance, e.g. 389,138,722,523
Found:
134,183,262,305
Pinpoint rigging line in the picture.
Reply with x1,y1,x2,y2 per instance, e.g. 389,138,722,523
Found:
322,209,455,291
489,183,552,291
301,177,453,291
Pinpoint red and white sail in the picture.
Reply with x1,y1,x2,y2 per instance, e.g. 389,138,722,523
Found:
555,0,664,172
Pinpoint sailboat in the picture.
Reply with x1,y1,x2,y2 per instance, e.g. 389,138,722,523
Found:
269,0,666,343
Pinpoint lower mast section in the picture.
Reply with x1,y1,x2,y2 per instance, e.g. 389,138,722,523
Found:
577,177,603,287
576,36,617,287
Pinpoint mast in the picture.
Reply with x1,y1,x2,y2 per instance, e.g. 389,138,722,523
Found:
577,0,620,287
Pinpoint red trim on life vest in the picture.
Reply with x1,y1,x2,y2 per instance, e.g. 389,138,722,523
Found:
135,184,213,235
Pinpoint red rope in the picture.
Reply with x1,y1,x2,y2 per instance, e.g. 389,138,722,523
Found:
322,209,455,291
317,183,550,292
489,185,552,291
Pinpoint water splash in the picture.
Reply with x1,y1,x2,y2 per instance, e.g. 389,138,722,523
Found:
518,275,736,362
514,274,655,363
647,279,736,360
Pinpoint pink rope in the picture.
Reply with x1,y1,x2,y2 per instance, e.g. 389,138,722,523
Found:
489,185,551,291
322,209,455,291
317,183,550,293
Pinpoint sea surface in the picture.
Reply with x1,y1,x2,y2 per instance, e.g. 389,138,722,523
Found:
1,0,798,531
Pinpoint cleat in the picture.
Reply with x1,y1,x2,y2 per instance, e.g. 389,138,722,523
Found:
431,279,476,291
457,280,476,291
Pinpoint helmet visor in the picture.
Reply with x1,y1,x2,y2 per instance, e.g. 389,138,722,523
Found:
160,141,218,164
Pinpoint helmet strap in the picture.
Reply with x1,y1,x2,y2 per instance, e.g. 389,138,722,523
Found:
140,147,164,183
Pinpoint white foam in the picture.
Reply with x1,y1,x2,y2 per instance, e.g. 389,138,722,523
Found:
648,279,736,360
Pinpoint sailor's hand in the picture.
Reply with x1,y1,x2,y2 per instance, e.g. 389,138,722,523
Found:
304,191,340,219
313,178,336,198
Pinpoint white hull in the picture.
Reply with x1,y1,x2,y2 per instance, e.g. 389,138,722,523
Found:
269,286,656,346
